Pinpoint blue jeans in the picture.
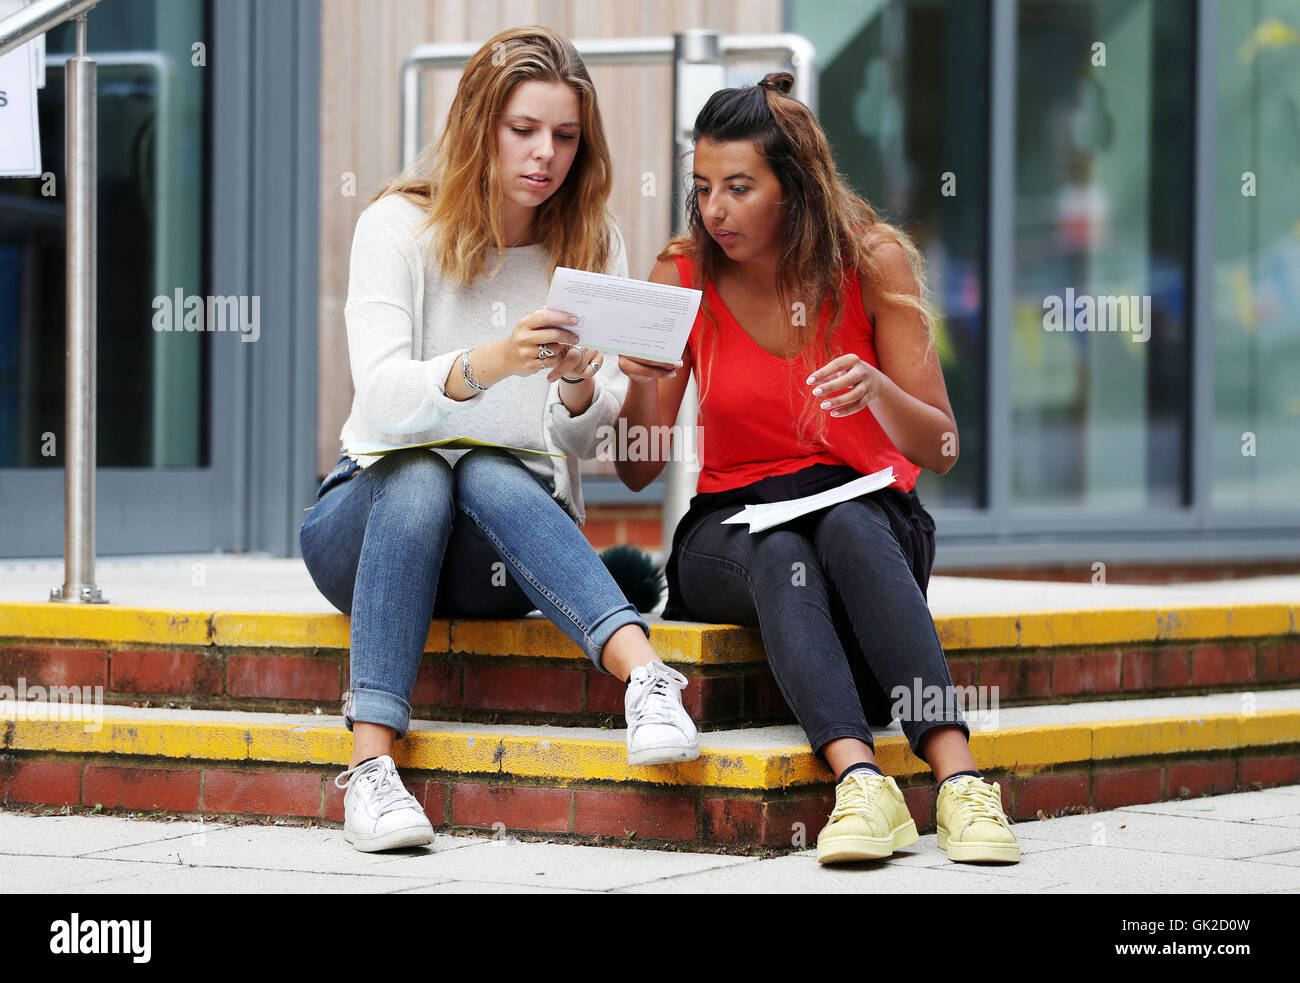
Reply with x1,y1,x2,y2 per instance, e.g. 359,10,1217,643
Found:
299,447,649,739
673,496,969,765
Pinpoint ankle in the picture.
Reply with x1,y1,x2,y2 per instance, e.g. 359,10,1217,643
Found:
838,761,885,782
937,768,983,790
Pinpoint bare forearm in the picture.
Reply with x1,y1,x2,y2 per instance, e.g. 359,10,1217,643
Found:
615,380,665,491
557,375,595,415
865,375,959,474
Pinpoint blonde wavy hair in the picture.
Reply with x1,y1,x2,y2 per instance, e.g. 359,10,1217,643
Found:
373,25,615,283
661,72,936,444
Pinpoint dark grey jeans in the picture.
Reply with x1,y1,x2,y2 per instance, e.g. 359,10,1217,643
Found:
673,495,969,764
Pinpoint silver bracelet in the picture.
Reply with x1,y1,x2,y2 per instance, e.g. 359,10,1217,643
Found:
460,348,489,392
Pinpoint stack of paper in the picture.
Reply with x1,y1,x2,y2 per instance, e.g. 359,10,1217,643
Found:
722,467,897,534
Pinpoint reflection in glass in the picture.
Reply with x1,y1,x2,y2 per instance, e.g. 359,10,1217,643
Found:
791,0,990,508
0,0,209,469
1213,0,1300,508
1011,0,1193,508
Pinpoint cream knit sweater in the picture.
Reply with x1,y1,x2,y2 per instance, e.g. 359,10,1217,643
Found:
337,193,629,525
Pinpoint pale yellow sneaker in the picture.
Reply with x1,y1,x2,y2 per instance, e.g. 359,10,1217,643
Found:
936,775,1020,863
816,772,919,864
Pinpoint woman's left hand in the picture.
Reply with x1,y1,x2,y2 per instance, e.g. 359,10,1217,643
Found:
807,354,888,418
548,343,605,385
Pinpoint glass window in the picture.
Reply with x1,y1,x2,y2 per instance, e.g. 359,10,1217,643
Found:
1010,0,1194,508
791,0,990,508
0,0,211,469
1212,0,1300,508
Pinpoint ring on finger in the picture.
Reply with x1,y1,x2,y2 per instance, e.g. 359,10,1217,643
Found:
588,359,602,374
538,344,554,364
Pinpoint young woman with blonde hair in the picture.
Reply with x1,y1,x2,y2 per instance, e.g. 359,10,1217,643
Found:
616,73,1019,865
301,26,698,854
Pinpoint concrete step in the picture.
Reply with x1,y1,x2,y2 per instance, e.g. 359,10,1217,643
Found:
3,690,1297,851
1,601,1297,729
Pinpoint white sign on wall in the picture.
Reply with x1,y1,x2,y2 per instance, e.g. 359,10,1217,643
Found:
0,0,43,178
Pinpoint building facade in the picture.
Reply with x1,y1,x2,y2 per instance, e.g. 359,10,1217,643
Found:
1,0,1297,572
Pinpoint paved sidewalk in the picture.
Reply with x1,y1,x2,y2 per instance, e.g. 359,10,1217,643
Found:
3,785,1298,893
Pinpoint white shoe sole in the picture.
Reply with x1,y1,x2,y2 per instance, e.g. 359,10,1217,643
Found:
344,823,435,853
627,741,701,766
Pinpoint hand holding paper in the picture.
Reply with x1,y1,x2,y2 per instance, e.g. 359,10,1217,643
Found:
544,267,702,362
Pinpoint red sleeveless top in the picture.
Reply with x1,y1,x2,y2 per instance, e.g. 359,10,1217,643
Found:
673,253,921,495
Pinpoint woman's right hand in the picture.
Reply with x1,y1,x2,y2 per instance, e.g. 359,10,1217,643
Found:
505,308,582,377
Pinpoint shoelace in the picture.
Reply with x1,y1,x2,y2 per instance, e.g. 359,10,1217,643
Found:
828,773,887,822
628,663,687,727
334,759,418,818
948,777,1009,827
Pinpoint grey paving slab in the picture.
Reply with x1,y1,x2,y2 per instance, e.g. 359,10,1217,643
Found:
1011,810,1300,860
615,851,1067,893
0,555,337,613
361,837,755,891
59,866,435,894
1117,790,1300,824
6,789,1300,893
83,823,477,874
392,879,594,894
1242,850,1300,868
782,834,1078,873
0,854,165,892
0,813,233,858
1029,845,1300,894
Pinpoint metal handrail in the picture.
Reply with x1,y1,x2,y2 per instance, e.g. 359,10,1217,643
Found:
0,0,95,55
0,0,104,603
400,33,817,168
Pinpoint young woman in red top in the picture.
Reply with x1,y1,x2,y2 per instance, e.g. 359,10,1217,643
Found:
616,73,1019,865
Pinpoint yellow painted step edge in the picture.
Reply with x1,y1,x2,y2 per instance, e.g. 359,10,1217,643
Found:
3,705,1296,791
2,601,1296,665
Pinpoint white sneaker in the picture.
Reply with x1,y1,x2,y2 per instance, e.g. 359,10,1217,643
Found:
334,755,435,852
624,661,700,765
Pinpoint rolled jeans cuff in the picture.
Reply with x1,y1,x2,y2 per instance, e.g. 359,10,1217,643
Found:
806,723,876,763
343,686,413,740
586,604,650,674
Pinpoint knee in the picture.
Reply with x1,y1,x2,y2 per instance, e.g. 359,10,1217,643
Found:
453,446,515,486
816,501,893,557
455,448,537,509
374,450,455,517
821,500,890,540
748,530,822,592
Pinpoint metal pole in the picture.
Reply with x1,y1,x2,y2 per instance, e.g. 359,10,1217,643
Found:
51,14,105,603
